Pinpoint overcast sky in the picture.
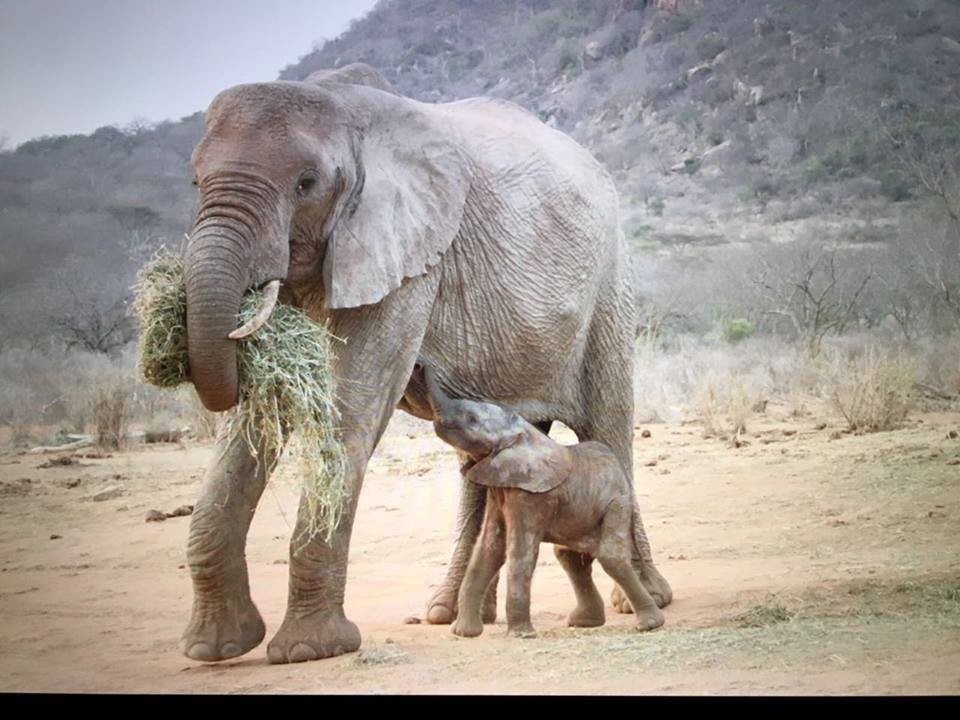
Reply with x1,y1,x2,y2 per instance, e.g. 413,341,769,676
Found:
0,0,378,147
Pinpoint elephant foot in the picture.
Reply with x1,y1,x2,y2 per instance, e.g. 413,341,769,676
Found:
634,607,665,632
641,565,673,609
567,603,605,628
180,595,266,662
611,584,632,614
426,588,457,625
612,566,674,613
266,609,360,664
452,615,483,638
427,575,498,624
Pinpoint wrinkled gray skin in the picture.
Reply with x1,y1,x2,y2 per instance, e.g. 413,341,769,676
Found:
180,63,671,664
420,365,665,637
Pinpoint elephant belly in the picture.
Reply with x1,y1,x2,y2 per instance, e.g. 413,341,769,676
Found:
418,187,614,423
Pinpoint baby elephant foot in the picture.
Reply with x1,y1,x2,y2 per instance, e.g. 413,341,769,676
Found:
266,610,360,664
181,596,266,662
567,604,605,628
633,607,666,632
452,615,483,638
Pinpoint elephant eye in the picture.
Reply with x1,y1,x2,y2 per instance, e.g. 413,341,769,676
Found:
296,175,317,196
191,178,198,187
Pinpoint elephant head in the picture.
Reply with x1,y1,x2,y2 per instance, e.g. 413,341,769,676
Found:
183,66,470,411
421,363,571,493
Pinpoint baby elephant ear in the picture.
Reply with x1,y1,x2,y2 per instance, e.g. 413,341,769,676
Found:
467,437,572,494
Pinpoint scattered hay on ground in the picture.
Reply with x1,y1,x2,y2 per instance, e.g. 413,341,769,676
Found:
351,643,412,666
734,595,796,628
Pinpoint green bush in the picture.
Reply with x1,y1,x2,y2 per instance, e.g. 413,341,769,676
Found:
802,157,829,183
723,318,755,344
666,15,694,35
879,169,912,201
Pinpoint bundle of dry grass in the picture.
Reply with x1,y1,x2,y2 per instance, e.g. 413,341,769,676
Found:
133,250,347,544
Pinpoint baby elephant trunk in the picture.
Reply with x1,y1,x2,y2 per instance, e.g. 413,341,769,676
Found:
422,364,453,418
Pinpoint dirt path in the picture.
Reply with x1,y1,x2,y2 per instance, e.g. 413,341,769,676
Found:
1,408,958,694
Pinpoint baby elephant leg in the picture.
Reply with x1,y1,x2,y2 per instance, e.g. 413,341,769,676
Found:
504,510,542,637
453,501,506,638
554,547,605,628
596,501,665,632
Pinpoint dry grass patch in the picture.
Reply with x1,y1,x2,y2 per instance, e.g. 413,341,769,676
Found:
827,349,916,433
134,251,348,544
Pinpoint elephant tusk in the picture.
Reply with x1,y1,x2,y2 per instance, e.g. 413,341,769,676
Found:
228,280,281,340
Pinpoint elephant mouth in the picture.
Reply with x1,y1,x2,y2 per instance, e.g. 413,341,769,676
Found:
434,422,495,459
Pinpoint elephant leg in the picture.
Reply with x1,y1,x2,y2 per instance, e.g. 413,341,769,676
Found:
180,420,279,662
596,501,664,632
577,312,673,612
504,503,543,637
266,273,438,665
452,498,506,638
426,459,488,625
426,421,551,625
554,546,605,628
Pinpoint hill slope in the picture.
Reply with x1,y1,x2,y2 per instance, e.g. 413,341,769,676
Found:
1,0,958,345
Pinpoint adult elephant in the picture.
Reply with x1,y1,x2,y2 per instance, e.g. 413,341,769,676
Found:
180,64,672,664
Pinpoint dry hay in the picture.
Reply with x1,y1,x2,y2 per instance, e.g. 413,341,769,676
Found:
133,250,347,544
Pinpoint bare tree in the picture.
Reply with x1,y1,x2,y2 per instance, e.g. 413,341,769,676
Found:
46,260,136,355
750,243,873,357
880,104,960,333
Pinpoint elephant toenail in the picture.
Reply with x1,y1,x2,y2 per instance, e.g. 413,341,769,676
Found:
185,642,217,662
289,642,319,663
220,642,243,658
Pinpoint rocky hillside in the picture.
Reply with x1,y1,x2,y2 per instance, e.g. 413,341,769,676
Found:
2,0,959,345
281,0,960,248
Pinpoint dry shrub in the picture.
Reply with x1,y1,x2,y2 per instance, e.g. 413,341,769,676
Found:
695,375,753,438
913,335,960,403
0,384,37,444
828,348,916,432
92,383,130,449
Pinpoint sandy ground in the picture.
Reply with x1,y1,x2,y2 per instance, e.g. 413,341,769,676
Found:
1,405,959,695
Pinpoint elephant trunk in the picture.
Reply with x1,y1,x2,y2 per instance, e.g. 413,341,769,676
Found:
184,173,288,412
184,222,249,412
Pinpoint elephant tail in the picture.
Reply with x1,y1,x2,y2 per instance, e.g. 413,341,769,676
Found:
629,496,654,566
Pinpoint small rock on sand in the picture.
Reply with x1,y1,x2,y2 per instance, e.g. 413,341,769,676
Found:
145,510,167,523
91,485,124,502
403,616,422,624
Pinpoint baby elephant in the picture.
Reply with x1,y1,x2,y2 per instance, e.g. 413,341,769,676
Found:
419,364,665,638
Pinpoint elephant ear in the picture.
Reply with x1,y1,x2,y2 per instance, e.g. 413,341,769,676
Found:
321,94,470,309
466,433,573,494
